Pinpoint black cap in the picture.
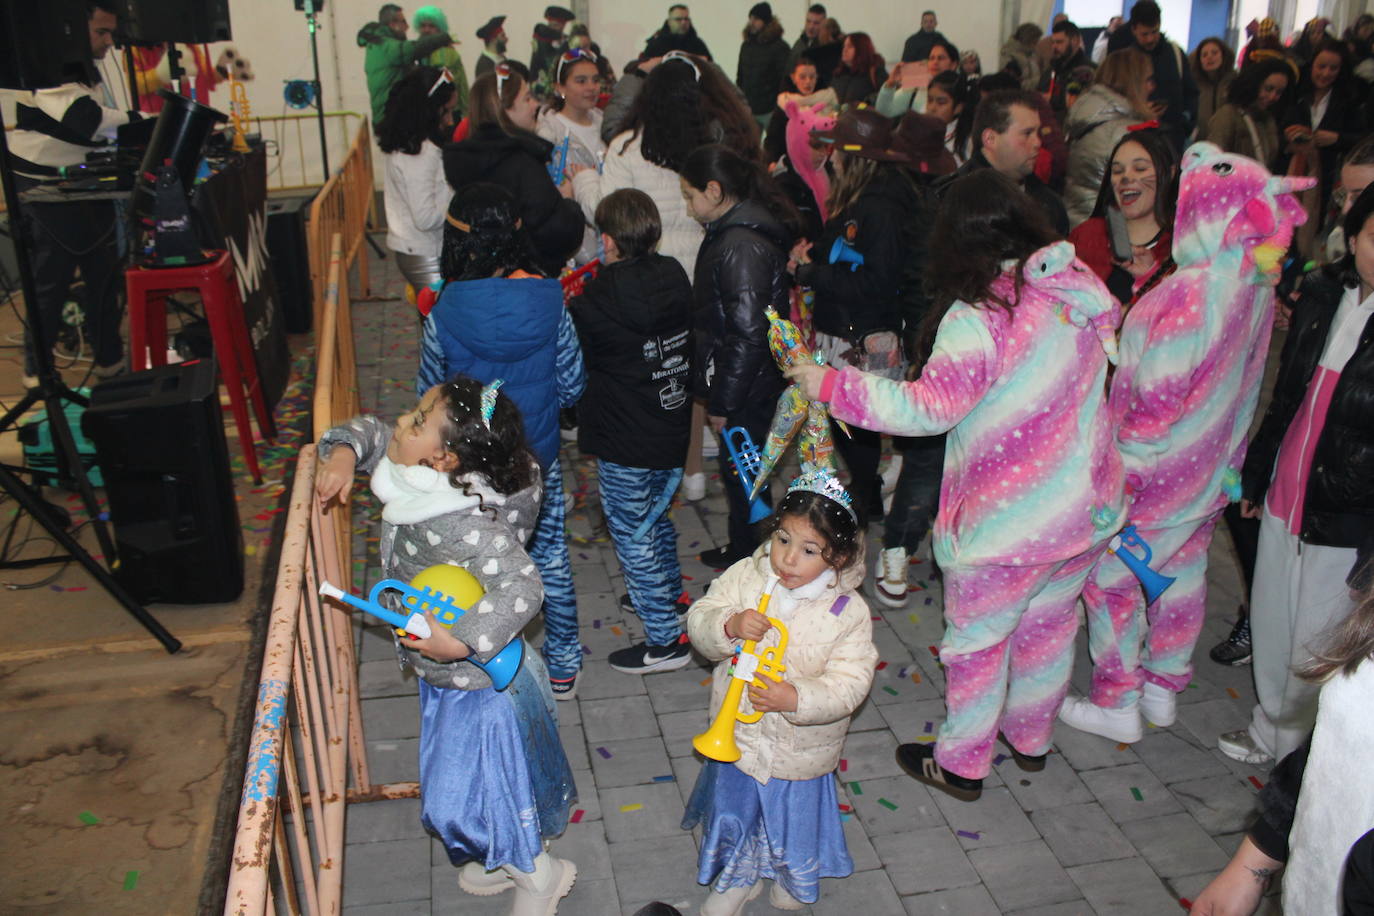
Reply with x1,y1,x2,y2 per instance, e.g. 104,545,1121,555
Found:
544,5,574,22
749,2,773,21
476,15,506,41
533,23,562,43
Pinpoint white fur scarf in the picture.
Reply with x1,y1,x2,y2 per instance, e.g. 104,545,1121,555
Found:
370,455,487,525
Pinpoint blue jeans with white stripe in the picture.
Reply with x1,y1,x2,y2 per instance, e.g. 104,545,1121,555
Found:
531,458,580,680
597,460,685,647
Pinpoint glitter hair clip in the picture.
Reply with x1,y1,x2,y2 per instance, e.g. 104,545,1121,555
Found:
787,469,857,523
479,379,504,429
662,50,701,81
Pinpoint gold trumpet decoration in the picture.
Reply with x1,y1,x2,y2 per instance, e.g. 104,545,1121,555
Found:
693,578,789,763
229,75,252,154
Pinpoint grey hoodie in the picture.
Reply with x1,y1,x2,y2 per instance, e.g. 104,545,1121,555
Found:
320,415,545,691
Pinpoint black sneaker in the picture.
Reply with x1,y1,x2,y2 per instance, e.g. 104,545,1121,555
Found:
895,741,982,802
699,544,751,570
618,592,693,615
608,634,692,674
1209,613,1252,667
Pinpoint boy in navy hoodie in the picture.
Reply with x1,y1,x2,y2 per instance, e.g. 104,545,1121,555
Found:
569,190,696,673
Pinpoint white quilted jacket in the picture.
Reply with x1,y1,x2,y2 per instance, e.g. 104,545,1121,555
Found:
686,547,877,783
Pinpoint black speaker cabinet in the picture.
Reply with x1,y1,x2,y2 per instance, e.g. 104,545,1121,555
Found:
266,194,315,333
82,359,244,604
117,0,231,44
0,0,94,89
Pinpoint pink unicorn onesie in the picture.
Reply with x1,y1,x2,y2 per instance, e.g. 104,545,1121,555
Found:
815,240,1125,789
1060,142,1315,744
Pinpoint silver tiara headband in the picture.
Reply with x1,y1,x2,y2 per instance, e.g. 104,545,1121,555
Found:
787,468,857,523
479,379,504,429
662,50,701,81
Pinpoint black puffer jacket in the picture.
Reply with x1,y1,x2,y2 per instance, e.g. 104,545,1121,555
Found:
1241,268,1374,588
692,199,792,418
737,19,790,115
568,254,694,469
442,123,585,275
797,167,928,342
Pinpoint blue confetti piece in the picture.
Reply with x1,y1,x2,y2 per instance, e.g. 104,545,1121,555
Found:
652,774,675,782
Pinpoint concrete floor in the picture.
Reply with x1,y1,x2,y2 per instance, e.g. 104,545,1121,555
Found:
331,248,1279,916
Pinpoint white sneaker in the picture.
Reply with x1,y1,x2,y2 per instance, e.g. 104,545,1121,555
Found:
1058,696,1144,743
1140,681,1177,727
1217,729,1274,765
770,881,805,910
874,547,908,608
458,860,513,896
681,471,706,501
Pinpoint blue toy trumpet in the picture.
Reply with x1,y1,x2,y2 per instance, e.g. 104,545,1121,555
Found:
1108,525,1176,605
828,236,865,272
320,564,524,690
723,426,773,523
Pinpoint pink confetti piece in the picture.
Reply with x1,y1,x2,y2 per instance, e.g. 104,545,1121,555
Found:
570,808,584,823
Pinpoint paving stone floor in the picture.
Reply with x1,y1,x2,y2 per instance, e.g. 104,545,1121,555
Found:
335,253,1280,915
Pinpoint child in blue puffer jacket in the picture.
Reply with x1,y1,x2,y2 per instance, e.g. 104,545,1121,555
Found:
417,181,587,698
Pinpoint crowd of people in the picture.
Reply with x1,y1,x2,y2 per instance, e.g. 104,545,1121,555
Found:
340,3,1374,914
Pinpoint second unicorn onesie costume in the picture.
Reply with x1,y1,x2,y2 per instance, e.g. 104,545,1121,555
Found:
1060,142,1315,743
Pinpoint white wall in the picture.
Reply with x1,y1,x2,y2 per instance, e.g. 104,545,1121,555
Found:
3,0,1007,184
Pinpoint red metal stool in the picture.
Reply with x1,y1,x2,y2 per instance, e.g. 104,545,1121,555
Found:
125,250,276,482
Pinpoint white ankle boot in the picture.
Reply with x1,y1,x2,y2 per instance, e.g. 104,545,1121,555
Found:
459,860,513,895
770,880,805,910
1140,681,1177,727
700,882,762,916
1058,696,1143,743
875,547,909,608
504,853,576,916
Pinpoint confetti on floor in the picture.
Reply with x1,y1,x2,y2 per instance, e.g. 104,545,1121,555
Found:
927,645,939,658
1116,743,1130,751
592,619,601,629
570,809,584,823
1130,787,1143,801
596,747,612,759
883,686,899,696
123,871,139,891
1226,687,1240,699
839,758,848,772
849,781,862,795
877,798,898,811
1248,776,1264,790
911,672,922,684
78,811,99,825
619,803,643,813
610,626,623,636
653,774,675,782
876,661,887,671
992,754,1007,766
923,721,933,733
700,676,713,686
956,830,981,840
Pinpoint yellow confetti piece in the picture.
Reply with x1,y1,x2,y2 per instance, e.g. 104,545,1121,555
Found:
619,803,643,812
245,545,258,556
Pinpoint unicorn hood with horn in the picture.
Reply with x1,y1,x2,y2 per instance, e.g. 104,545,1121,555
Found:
1110,142,1315,528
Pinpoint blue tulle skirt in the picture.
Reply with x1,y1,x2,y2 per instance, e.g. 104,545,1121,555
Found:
418,650,576,872
682,761,853,904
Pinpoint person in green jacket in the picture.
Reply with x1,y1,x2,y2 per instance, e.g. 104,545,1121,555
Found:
356,4,452,126
413,6,469,116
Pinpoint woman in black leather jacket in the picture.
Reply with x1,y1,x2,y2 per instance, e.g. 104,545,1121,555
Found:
1220,187,1374,768
680,144,799,567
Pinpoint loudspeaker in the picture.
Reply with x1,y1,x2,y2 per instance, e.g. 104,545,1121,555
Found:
82,359,245,604
266,194,315,332
0,0,94,90
117,0,231,44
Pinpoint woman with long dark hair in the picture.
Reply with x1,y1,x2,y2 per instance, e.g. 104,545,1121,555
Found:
1282,38,1368,255
1206,57,1296,170
680,144,799,568
830,32,887,106
925,71,976,165
377,65,458,291
1068,128,1178,308
442,65,584,276
789,170,1124,803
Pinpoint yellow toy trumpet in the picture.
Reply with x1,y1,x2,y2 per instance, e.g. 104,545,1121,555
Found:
693,578,788,762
